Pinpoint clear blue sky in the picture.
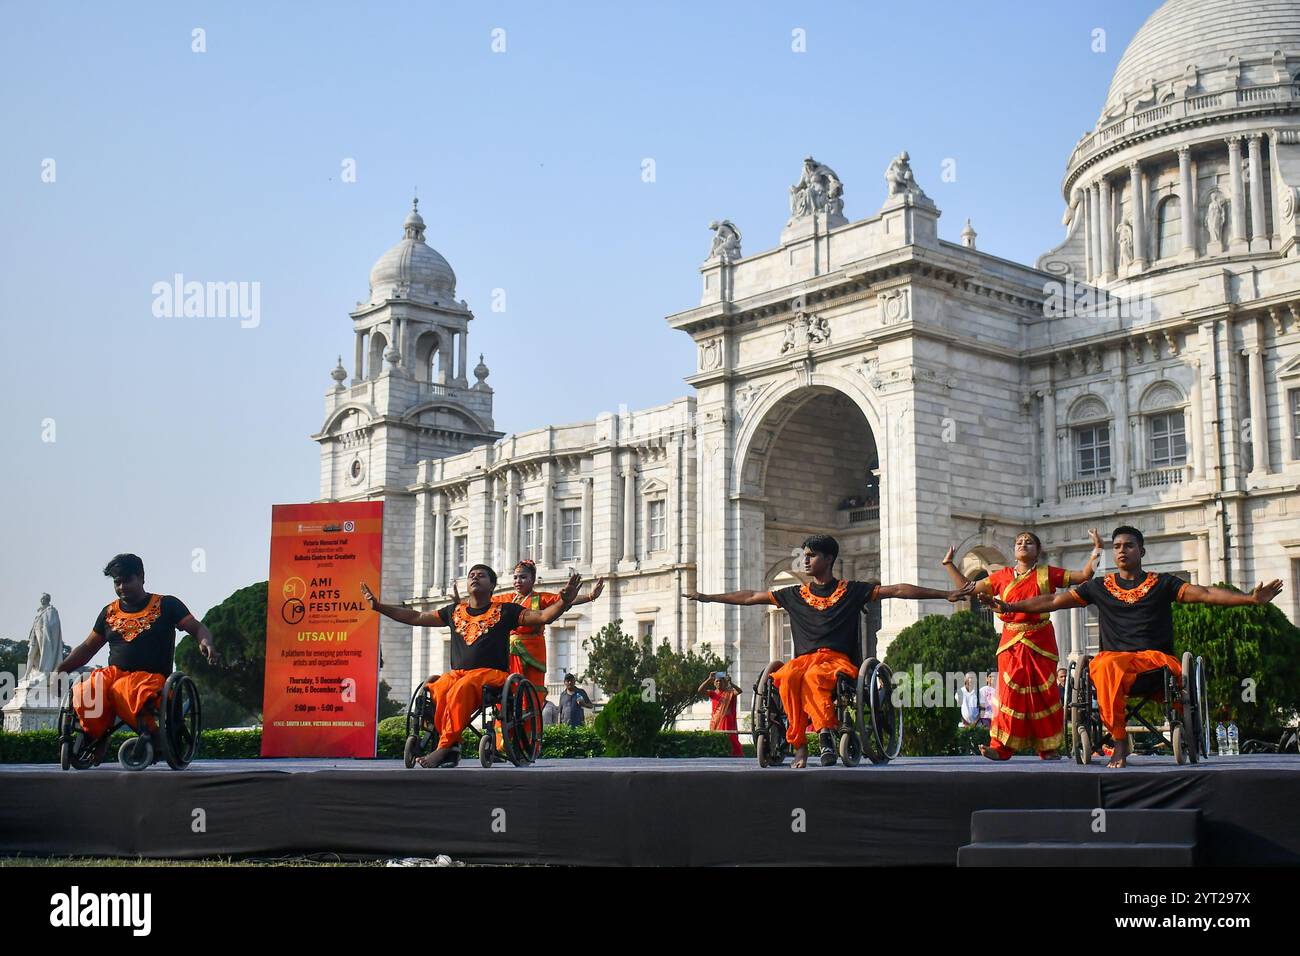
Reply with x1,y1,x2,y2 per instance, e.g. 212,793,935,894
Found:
0,0,1153,651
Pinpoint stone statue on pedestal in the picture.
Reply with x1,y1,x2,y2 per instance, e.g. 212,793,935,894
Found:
706,220,743,263
1206,192,1226,248
24,593,63,683
885,151,927,199
788,156,845,222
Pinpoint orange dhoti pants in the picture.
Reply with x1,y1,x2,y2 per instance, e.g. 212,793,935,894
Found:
72,666,166,739
987,639,1064,757
772,649,855,746
427,668,509,749
1088,650,1181,741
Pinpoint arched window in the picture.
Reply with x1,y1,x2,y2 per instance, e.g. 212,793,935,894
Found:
414,331,440,384
1156,196,1181,259
367,331,388,381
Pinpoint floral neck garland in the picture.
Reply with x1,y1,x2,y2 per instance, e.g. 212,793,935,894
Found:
453,602,503,645
105,594,162,643
1103,572,1159,604
800,579,847,611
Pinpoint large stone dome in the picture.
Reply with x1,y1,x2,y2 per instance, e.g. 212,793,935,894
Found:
1104,0,1300,115
367,199,457,306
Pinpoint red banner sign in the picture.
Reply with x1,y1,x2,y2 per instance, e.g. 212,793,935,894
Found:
261,502,383,757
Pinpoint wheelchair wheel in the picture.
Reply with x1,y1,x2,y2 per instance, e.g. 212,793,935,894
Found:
838,731,861,767
404,682,437,766
752,661,787,768
857,658,901,764
57,684,99,771
118,735,154,771
1077,727,1093,765
1194,656,1210,761
159,673,201,770
1064,661,1078,761
499,674,543,767
1177,652,1198,764
479,733,495,768
1172,724,1187,765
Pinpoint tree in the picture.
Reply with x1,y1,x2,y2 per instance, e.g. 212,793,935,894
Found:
0,639,30,681
581,620,648,696
884,610,998,756
177,582,268,723
1173,588,1300,738
643,639,728,729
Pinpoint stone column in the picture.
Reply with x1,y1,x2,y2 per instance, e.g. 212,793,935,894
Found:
1129,161,1147,269
1178,147,1196,257
1247,342,1270,476
1227,136,1248,252
581,477,594,566
353,331,365,384
622,454,637,563
1188,359,1204,481
1247,133,1267,249
1041,388,1059,503
1113,349,1132,492
413,488,433,596
458,331,468,384
542,462,556,568
431,491,446,592
1099,176,1115,281
1081,188,1094,280
506,470,520,565
493,475,507,566
436,333,450,384
1088,182,1102,281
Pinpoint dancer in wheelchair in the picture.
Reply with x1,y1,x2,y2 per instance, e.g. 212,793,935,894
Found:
55,553,217,764
685,534,973,768
985,526,1282,768
941,528,1103,761
361,564,581,768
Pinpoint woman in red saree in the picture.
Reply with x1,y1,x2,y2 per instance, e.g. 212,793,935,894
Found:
697,672,742,756
942,530,1102,760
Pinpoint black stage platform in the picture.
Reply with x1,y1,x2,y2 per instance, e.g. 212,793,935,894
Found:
3,756,1298,866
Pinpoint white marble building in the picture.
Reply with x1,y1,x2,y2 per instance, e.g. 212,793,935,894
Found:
316,0,1300,712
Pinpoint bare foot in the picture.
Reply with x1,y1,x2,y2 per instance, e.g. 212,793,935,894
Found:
1038,750,1061,760
1106,737,1130,768
416,746,457,768
791,744,809,769
979,744,1010,761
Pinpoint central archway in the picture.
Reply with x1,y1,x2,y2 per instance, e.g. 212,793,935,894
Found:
735,386,883,677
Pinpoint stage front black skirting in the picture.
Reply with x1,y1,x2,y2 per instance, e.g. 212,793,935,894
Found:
2,757,1297,866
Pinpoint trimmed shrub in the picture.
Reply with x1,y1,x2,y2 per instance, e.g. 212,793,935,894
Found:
592,687,665,757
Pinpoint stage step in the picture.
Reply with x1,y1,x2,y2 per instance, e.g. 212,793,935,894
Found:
958,809,1200,867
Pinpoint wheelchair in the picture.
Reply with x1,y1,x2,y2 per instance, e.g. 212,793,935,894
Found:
750,657,902,767
403,672,543,768
1065,651,1209,765
57,672,202,772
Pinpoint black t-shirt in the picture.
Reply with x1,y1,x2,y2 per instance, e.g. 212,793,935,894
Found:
436,600,525,672
1069,572,1187,655
770,579,879,665
93,594,192,676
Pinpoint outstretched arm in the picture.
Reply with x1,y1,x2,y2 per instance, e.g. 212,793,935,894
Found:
1179,580,1283,607
519,573,582,627
984,590,1080,615
178,615,219,665
570,577,605,606
1071,528,1104,582
360,582,444,627
878,582,975,602
56,632,107,674
682,589,777,606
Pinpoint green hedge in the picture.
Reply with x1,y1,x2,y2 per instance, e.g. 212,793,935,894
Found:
1,725,737,762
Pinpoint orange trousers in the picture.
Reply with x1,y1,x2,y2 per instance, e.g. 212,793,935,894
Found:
72,666,166,739
1088,650,1181,741
427,668,509,749
772,649,855,746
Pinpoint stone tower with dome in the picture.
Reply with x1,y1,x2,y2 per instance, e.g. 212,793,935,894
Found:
315,0,1300,712
313,199,502,690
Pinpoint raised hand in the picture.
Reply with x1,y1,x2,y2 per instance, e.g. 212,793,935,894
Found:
942,546,956,566
560,571,582,603
945,582,976,602
588,577,606,601
451,579,461,603
1252,579,1284,605
1088,528,1104,550
360,582,378,610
